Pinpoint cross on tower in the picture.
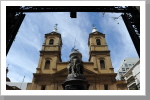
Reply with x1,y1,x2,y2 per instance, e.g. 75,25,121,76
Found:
53,24,58,33
55,23,58,28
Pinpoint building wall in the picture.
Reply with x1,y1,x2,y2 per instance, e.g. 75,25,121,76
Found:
132,63,140,87
27,60,127,90
116,58,139,80
124,60,140,90
27,75,127,90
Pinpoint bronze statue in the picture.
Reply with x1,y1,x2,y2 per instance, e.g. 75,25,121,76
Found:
62,49,90,90
67,54,84,77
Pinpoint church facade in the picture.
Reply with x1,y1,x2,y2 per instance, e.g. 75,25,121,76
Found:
26,26,127,90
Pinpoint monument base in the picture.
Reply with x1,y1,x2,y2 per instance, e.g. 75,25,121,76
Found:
62,74,90,90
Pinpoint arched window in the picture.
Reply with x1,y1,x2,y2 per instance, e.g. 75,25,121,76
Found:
44,60,50,69
100,60,105,69
96,39,101,45
49,39,54,45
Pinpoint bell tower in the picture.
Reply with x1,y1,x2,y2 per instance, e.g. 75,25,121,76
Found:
27,24,65,90
88,26,114,73
36,24,62,74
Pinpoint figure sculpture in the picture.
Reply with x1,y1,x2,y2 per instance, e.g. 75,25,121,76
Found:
62,49,90,90
67,54,84,77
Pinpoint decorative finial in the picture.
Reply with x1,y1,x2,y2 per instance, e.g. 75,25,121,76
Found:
53,23,58,32
55,23,58,28
71,48,78,52
71,47,75,52
92,24,98,33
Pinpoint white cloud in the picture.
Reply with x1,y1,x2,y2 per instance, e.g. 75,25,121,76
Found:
6,47,37,82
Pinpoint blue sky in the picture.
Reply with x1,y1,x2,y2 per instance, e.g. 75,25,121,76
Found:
6,12,139,82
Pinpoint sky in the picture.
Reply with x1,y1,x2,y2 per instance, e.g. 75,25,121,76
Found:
6,12,139,83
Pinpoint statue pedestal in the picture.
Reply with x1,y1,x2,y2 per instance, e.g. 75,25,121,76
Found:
62,74,90,90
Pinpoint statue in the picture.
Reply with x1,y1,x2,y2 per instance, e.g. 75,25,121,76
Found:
62,49,90,90
67,55,84,77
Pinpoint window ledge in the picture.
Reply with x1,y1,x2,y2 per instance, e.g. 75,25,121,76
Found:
36,68,41,70
44,68,50,70
52,68,57,70
94,68,98,70
101,68,106,70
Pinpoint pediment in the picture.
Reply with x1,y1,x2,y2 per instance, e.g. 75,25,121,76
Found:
84,68,97,75
53,67,68,75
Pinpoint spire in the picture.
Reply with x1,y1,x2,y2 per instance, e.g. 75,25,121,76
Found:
92,24,98,33
53,23,58,32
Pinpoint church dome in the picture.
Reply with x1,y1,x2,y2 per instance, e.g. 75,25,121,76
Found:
92,27,98,33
